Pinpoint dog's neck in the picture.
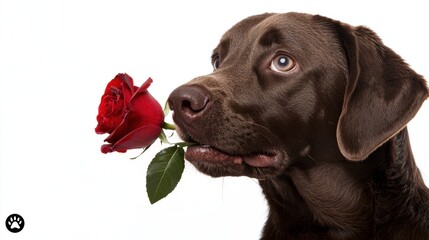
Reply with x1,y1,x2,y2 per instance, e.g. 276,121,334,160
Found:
382,128,425,190
373,129,429,229
259,128,429,239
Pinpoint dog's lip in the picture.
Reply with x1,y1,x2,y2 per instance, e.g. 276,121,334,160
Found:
185,145,280,168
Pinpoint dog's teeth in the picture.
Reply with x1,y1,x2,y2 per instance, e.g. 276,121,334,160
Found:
233,157,243,164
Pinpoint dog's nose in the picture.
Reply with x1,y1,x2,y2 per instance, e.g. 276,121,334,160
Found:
168,85,212,124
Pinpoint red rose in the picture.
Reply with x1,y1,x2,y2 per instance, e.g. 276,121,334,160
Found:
95,73,164,153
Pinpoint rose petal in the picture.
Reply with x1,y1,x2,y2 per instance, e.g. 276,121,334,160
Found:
119,73,135,92
105,73,134,95
104,79,164,143
106,125,162,153
137,77,153,93
96,73,136,134
97,75,165,154
130,79,164,126
130,92,164,125
101,144,124,153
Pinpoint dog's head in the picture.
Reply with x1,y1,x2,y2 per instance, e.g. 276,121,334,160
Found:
168,12,428,179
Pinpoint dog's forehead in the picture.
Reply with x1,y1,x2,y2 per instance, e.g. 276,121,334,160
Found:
252,12,315,34
214,12,340,62
219,13,315,46
212,12,344,72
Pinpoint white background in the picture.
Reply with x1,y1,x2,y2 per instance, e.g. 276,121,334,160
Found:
1,0,428,239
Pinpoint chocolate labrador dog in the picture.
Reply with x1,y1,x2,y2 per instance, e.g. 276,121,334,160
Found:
168,12,429,239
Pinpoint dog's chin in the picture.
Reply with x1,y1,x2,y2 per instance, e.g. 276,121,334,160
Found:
176,127,288,179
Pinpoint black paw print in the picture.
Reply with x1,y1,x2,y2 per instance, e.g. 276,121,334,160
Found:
5,214,25,233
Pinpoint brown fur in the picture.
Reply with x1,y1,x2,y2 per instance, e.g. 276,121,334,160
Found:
168,13,429,239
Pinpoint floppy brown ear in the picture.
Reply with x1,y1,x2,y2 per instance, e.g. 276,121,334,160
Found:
317,16,429,161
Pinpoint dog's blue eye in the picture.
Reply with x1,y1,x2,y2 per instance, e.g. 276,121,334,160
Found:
270,54,296,73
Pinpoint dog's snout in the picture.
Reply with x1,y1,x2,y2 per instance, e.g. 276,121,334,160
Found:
168,85,212,123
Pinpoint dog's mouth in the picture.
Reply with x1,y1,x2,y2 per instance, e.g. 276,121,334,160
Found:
185,145,280,168
174,123,286,178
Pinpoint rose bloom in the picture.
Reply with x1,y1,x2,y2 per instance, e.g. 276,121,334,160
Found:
95,73,164,153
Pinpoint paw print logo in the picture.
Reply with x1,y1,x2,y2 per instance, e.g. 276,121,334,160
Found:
5,214,25,233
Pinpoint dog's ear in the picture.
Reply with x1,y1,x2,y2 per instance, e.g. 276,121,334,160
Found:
315,16,428,161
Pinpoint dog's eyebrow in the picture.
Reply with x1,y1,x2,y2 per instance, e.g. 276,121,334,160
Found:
259,27,284,47
212,38,230,60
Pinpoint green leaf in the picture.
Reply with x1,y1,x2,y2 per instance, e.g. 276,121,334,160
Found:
146,146,185,204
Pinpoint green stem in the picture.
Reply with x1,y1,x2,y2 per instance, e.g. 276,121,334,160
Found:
162,122,176,130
